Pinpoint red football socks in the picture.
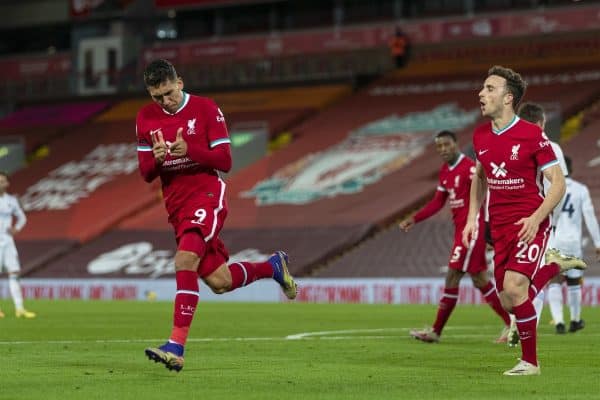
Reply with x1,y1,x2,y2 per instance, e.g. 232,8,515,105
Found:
432,287,459,336
170,270,199,346
529,262,560,299
228,261,274,291
480,281,511,325
513,300,538,366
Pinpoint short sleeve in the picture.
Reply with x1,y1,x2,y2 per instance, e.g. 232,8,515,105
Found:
533,131,558,171
204,100,230,149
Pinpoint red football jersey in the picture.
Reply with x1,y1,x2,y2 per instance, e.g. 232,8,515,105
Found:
473,116,558,227
136,93,231,216
414,154,480,231
438,154,478,230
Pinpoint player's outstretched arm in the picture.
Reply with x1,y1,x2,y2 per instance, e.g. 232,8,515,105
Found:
405,189,448,229
463,162,485,247
399,216,415,232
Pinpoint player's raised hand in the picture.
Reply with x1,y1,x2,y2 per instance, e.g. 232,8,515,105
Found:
151,129,167,164
169,127,188,158
399,217,415,232
515,215,540,244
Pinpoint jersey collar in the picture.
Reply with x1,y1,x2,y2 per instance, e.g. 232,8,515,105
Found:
448,153,464,171
162,91,190,115
492,115,519,135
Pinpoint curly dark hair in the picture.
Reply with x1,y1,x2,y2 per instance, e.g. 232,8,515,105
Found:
143,59,178,88
488,65,527,110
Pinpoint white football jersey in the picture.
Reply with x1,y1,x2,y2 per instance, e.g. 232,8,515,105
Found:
550,141,568,177
0,193,26,245
552,177,600,258
542,140,567,230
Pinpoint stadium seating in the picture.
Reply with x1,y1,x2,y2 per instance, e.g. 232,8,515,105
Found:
23,65,599,276
19,66,600,280
9,84,352,277
5,56,599,282
0,101,110,153
316,79,600,278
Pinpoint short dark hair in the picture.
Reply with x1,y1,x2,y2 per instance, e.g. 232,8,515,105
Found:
435,130,457,142
518,102,545,125
143,59,178,88
488,65,526,110
564,155,572,175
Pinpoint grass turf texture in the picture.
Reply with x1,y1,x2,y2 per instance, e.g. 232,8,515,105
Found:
1,301,598,399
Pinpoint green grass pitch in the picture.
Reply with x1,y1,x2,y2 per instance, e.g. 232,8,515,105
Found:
1,300,598,399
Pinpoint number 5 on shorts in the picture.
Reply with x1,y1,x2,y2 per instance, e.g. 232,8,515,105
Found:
451,246,462,262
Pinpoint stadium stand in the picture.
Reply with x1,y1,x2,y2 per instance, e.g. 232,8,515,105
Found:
1,0,598,288
94,84,351,139
0,101,110,153
23,63,600,281
316,74,600,278
9,119,157,275
8,83,351,277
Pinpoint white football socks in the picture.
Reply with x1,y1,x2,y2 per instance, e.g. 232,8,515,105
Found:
568,284,582,322
547,283,564,325
8,275,24,311
532,290,545,328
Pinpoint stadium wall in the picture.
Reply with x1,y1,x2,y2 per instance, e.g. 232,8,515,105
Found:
3,278,600,305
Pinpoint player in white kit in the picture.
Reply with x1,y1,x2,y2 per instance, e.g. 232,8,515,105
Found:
0,172,35,318
547,156,600,333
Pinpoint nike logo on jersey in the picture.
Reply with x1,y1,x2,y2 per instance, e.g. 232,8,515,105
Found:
478,149,489,156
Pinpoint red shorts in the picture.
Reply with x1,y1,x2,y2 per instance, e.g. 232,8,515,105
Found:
170,194,229,278
449,221,487,274
196,236,229,278
491,218,551,292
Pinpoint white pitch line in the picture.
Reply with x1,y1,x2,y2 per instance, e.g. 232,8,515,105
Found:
284,326,501,340
0,326,595,345
286,328,405,340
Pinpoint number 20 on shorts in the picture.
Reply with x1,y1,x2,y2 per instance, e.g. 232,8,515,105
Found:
515,241,541,263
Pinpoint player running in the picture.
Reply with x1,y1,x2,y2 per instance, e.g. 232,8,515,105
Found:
136,59,297,372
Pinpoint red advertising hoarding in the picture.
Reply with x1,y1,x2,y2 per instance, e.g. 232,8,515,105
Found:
155,0,257,7
143,5,600,63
